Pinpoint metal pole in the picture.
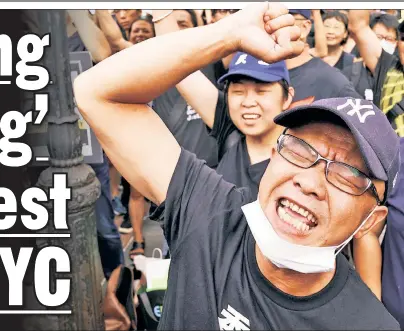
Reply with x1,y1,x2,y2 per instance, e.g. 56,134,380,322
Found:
23,9,104,330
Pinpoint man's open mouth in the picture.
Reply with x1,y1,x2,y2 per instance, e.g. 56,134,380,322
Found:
276,198,318,233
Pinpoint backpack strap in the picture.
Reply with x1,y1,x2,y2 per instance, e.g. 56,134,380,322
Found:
138,292,159,323
386,99,404,123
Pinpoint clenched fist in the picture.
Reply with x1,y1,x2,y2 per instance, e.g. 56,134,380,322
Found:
219,2,304,64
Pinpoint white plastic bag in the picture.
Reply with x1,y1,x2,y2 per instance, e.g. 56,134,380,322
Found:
133,248,170,292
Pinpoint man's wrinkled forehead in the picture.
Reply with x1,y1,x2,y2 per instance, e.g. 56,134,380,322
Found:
286,121,370,175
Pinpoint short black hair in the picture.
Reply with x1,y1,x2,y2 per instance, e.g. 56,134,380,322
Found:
174,9,198,28
322,10,349,45
370,13,399,39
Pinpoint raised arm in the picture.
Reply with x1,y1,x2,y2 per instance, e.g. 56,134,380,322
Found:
67,10,112,63
153,9,218,128
95,10,132,53
348,10,382,74
309,10,328,58
74,3,303,204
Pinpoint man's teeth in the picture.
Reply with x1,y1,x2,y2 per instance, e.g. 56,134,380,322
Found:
278,199,317,231
242,114,260,120
278,206,311,232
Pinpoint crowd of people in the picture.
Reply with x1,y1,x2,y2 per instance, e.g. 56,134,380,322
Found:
67,5,404,329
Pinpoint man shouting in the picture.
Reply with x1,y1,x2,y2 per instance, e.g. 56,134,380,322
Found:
74,3,400,329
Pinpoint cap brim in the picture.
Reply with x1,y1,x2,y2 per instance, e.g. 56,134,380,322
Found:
217,69,284,85
274,105,387,181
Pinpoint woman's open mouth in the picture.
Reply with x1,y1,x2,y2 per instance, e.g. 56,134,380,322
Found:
276,198,318,234
242,113,261,121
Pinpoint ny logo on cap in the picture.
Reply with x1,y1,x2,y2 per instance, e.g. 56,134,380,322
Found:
336,99,375,124
393,172,398,189
235,54,248,65
234,54,272,67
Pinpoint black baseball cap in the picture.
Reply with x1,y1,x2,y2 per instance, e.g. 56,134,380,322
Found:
274,97,400,202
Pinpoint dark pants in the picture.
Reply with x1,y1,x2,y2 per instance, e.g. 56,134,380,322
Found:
91,154,124,279
121,176,130,221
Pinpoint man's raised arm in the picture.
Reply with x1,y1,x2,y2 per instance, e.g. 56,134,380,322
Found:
348,10,382,74
152,9,219,128
74,2,303,204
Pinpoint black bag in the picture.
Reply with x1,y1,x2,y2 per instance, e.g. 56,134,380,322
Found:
136,289,166,330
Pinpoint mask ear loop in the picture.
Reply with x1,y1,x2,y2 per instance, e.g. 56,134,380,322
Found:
334,206,378,256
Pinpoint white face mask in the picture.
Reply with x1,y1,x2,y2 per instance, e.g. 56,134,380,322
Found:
380,39,396,55
242,200,377,274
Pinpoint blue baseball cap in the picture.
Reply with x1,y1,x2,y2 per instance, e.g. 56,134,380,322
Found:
217,52,290,86
274,97,401,202
289,9,311,20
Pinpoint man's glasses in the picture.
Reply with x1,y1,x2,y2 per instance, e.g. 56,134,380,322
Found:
376,34,397,43
277,133,381,205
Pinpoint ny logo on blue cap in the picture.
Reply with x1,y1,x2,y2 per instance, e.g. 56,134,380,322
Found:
234,53,271,67
336,99,376,124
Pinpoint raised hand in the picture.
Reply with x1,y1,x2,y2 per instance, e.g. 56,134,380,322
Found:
223,2,304,64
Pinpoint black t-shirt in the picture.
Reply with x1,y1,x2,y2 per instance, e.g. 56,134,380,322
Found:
350,44,361,58
153,149,399,330
152,64,219,168
334,51,355,71
342,61,374,101
211,91,268,197
289,57,361,102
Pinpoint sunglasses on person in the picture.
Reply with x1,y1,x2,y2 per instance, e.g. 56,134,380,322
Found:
277,131,381,205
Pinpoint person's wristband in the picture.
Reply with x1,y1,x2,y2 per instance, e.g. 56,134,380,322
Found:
152,10,173,23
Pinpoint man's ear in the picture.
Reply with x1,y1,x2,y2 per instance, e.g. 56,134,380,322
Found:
288,95,315,109
354,206,388,239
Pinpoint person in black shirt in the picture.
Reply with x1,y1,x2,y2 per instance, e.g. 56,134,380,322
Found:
152,10,295,197
286,10,360,103
321,11,355,71
370,13,400,55
213,55,294,197
76,3,400,329
162,51,294,197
